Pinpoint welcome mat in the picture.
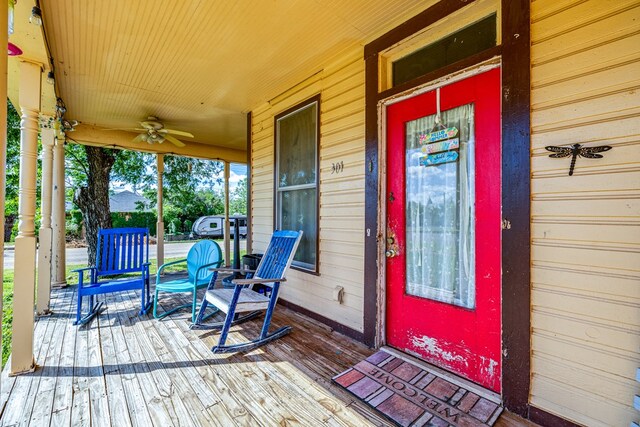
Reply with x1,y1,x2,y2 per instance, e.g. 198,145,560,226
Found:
333,350,503,427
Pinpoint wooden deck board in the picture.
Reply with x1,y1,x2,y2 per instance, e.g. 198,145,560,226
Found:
127,290,232,427
99,289,133,427
110,290,175,426
28,286,73,426
1,283,60,427
106,289,155,427
0,286,537,427
71,295,91,427
50,287,81,427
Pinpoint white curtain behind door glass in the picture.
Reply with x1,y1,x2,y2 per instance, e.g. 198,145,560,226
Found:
404,103,475,309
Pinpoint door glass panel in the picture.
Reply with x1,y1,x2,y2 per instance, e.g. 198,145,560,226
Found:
405,104,475,308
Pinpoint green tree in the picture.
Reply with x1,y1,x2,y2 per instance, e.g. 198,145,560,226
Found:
4,100,42,242
229,177,247,215
4,100,20,241
65,145,225,261
65,142,151,264
143,156,225,232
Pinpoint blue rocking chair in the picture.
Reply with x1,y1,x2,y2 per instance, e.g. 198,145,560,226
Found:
191,230,302,353
74,228,152,325
153,240,223,322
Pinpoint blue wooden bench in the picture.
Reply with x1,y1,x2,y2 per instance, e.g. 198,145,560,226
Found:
73,227,152,325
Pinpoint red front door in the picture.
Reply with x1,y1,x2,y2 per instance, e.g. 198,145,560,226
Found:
385,68,501,392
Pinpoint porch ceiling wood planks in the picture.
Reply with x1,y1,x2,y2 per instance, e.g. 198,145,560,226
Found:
0,287,536,426
33,0,444,153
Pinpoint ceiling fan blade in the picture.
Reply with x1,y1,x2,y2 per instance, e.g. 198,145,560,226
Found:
164,134,186,147
163,129,194,138
140,120,163,130
132,134,146,143
105,128,147,132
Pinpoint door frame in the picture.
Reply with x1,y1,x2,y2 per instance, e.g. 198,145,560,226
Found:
362,0,530,416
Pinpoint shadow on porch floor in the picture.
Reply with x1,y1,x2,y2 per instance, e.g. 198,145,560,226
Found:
0,286,537,426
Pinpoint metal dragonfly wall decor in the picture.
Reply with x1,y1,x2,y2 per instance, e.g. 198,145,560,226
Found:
545,143,612,176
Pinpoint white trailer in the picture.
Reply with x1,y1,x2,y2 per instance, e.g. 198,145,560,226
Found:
192,215,247,238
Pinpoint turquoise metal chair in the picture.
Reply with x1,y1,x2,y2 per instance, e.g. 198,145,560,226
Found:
191,230,302,353
153,240,223,322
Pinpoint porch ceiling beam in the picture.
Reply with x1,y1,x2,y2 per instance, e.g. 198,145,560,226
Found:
69,124,247,163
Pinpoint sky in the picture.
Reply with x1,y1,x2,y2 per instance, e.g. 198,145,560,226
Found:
227,163,247,192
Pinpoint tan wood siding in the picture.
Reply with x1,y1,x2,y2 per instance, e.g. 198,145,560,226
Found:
530,1,640,425
250,48,365,332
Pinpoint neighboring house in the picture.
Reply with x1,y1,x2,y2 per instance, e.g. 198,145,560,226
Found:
109,190,151,213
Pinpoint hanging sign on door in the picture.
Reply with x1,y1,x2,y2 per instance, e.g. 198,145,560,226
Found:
422,138,460,154
419,151,459,166
419,127,458,144
419,126,459,167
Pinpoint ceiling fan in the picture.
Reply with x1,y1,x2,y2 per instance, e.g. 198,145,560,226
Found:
118,116,194,147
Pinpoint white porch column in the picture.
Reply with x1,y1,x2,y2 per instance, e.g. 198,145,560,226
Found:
223,161,230,266
51,133,67,287
0,0,8,387
36,124,55,315
12,61,42,375
156,154,164,268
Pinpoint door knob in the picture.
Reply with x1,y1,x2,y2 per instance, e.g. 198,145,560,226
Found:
385,249,396,258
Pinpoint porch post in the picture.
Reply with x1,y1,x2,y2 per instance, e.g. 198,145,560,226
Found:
51,133,66,286
223,161,230,266
11,60,42,375
36,123,55,315
156,154,164,268
0,0,8,387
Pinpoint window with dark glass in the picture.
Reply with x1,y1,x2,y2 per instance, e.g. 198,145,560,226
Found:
392,14,497,87
275,97,319,272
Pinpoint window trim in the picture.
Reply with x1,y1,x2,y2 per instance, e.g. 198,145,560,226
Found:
273,94,321,274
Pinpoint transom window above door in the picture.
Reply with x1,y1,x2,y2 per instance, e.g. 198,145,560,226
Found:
378,0,500,92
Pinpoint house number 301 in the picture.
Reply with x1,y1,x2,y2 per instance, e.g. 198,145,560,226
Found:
331,161,344,174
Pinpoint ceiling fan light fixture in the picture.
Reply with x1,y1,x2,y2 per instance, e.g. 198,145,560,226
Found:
29,6,43,26
127,116,189,147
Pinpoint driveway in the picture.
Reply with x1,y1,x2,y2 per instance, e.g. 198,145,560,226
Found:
3,240,245,270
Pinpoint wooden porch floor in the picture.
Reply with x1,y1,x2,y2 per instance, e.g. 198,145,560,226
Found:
0,284,536,426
